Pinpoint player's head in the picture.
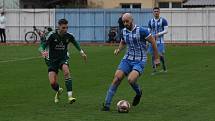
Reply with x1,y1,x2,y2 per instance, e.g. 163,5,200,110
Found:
1,12,4,15
47,27,52,32
58,18,68,34
122,13,133,30
153,7,160,18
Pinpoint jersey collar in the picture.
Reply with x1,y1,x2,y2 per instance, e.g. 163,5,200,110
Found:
126,24,137,32
154,17,161,21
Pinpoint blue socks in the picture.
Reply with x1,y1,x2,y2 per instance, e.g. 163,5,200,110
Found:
152,56,156,71
130,83,142,96
160,56,166,71
105,85,117,107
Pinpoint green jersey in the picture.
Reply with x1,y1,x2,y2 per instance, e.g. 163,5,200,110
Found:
39,30,81,61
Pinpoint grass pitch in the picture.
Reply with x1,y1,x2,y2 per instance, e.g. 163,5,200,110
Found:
0,45,215,121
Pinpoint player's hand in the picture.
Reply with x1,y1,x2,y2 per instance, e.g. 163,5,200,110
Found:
155,34,159,38
39,31,44,37
80,50,87,63
154,58,160,67
153,34,159,41
41,51,48,58
114,48,120,55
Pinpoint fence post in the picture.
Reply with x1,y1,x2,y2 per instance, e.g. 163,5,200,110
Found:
170,9,173,43
206,8,209,43
19,9,21,42
78,8,80,42
103,10,106,42
202,8,204,42
186,9,189,43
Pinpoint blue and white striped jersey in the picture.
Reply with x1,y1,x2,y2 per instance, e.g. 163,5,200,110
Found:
122,25,151,61
148,17,168,44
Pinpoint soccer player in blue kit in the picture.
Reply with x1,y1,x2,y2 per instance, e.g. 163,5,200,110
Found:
148,7,168,74
102,13,160,111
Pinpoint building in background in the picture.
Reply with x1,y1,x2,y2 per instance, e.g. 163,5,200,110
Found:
0,0,189,9
88,0,154,8
183,0,215,8
156,0,185,8
0,0,20,9
20,0,88,8
88,0,185,9
45,0,88,8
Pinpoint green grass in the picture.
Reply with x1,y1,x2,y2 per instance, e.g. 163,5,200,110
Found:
0,45,215,121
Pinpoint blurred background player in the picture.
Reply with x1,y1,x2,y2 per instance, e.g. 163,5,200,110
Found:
118,13,125,42
38,27,53,66
38,19,87,104
102,13,160,111
107,26,117,43
0,12,6,43
148,7,168,75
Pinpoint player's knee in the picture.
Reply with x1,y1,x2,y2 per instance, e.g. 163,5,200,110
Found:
62,65,70,77
128,79,133,84
63,70,70,78
114,72,124,80
112,70,125,85
50,80,57,85
112,76,122,86
128,77,136,84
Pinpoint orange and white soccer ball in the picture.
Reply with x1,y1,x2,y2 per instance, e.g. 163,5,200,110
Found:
117,100,130,113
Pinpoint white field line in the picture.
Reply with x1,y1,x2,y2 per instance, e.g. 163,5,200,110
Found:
0,56,41,63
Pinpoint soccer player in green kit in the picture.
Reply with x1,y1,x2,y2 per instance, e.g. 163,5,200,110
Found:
39,19,87,104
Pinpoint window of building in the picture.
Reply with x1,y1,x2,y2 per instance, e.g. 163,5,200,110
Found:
121,3,141,9
172,2,182,8
158,2,169,8
23,4,28,8
121,4,130,8
133,4,141,8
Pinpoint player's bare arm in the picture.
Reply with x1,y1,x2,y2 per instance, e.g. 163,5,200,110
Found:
80,49,87,62
114,40,126,55
38,42,48,58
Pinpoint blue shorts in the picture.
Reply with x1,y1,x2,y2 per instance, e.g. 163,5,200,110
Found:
148,43,165,55
117,59,146,75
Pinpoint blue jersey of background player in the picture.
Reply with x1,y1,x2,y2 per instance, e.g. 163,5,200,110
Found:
102,13,160,111
148,7,168,74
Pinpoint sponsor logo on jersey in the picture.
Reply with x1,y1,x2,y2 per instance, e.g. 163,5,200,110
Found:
55,41,65,50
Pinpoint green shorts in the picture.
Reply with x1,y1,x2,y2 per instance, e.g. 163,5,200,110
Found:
46,58,69,73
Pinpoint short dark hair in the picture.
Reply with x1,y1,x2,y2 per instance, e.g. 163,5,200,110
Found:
58,19,68,25
47,27,52,32
153,7,160,10
1,12,4,15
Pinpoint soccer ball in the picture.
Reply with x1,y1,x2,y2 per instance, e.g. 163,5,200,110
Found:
117,100,130,113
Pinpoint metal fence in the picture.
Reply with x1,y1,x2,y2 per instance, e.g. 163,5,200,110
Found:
55,9,152,42
4,8,215,42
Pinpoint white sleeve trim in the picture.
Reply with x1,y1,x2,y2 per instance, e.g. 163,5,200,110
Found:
148,28,151,33
145,33,151,39
80,49,84,54
158,26,168,36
